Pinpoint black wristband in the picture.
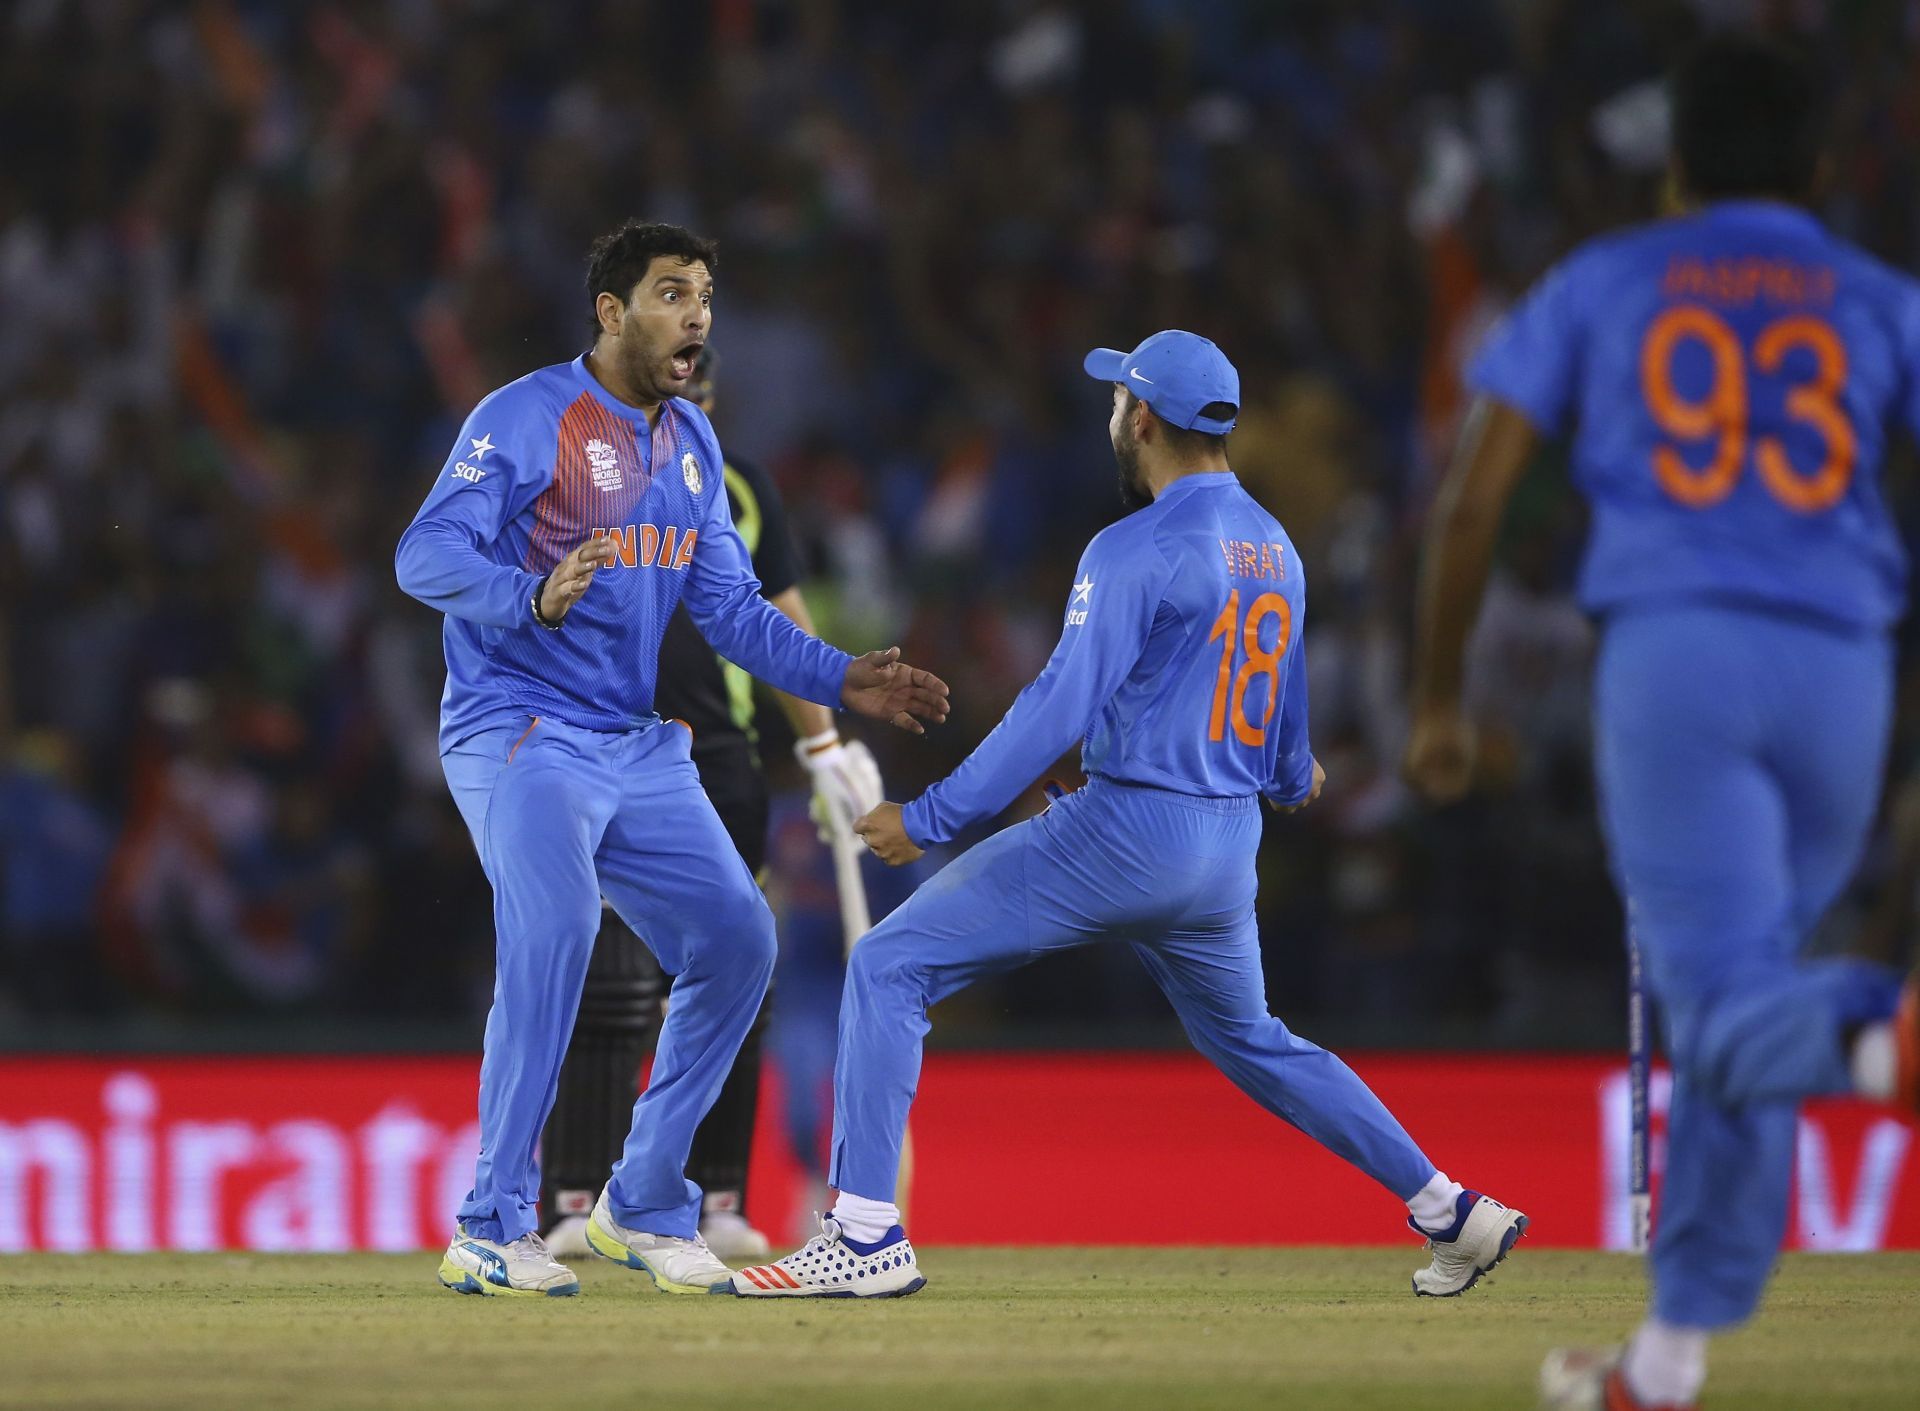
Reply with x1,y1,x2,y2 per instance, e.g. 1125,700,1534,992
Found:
531,575,562,630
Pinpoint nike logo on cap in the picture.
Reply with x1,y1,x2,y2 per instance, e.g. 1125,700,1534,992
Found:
1128,369,1154,384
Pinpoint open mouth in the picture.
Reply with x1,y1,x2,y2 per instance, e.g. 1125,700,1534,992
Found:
669,341,704,381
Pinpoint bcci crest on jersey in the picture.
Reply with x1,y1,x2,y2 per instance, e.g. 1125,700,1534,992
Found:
682,451,702,495
587,439,622,492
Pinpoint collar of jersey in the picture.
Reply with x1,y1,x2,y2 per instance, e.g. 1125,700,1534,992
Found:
1699,198,1823,235
1152,470,1238,505
570,353,676,425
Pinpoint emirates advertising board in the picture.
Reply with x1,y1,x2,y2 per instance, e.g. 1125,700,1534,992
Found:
1,1054,1914,1252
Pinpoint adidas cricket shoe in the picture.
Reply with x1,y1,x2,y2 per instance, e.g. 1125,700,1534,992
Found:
729,1215,925,1298
700,1208,773,1264
1410,1190,1528,1296
438,1229,579,1297
542,1214,591,1260
584,1186,733,1294
1539,1347,1696,1411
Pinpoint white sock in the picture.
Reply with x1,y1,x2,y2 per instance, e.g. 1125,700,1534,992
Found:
1622,1318,1709,1407
1406,1171,1465,1231
1850,1021,1897,1101
830,1191,899,1244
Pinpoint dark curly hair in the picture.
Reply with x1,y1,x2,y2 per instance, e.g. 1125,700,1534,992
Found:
584,220,719,336
1673,34,1824,202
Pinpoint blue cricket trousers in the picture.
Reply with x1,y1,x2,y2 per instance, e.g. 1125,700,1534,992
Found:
828,777,1439,1207
1595,603,1904,1329
442,714,776,1242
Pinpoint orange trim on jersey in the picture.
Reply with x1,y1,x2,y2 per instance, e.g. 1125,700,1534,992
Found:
666,717,694,739
526,391,648,573
507,717,541,764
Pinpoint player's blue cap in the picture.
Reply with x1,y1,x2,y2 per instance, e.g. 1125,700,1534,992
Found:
1082,330,1239,435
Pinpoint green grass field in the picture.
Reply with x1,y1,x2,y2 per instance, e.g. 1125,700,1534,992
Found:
1,1249,1915,1410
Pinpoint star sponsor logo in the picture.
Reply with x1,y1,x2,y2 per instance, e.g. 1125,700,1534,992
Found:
681,451,702,495
450,431,493,483
587,439,622,492
1066,574,1093,626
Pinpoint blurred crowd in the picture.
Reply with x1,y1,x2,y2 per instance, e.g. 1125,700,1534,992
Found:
3,0,1917,1043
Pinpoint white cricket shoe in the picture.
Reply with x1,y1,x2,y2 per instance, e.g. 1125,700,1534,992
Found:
1540,1346,1690,1410
584,1186,733,1294
700,1208,773,1263
1410,1190,1528,1296
729,1214,925,1299
543,1214,591,1260
438,1229,579,1297
1539,1348,1619,1410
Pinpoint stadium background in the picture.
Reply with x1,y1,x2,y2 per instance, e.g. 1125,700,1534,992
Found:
1,0,1916,1251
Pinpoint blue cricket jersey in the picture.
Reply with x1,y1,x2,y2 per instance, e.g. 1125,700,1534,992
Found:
903,473,1312,848
1469,200,1920,631
396,355,851,750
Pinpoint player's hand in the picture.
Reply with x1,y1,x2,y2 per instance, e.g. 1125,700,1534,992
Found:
539,533,615,624
797,733,885,837
840,648,950,734
853,801,925,866
1275,757,1326,813
1403,706,1476,804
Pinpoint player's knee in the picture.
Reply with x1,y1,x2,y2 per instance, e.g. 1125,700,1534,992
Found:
703,884,778,978
1666,985,1792,1106
846,926,925,999
504,887,602,959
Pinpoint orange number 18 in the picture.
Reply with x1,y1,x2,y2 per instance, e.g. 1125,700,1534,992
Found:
1639,305,1854,514
1207,589,1291,747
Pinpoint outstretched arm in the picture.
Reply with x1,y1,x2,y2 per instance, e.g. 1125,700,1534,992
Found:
682,492,948,731
1405,252,1582,803
1403,395,1539,802
869,536,1165,859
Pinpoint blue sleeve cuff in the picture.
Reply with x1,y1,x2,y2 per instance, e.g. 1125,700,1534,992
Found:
900,795,940,850
1266,754,1315,807
810,647,855,711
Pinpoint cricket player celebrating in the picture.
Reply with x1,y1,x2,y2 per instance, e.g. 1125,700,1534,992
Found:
1405,39,1920,1410
396,220,948,1298
729,330,1527,1299
539,346,884,1266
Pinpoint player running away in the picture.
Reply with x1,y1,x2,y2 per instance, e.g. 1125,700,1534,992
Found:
396,220,947,1298
1405,37,1920,1411
729,330,1528,1300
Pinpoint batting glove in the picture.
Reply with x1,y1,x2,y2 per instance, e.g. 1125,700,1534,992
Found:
796,730,885,838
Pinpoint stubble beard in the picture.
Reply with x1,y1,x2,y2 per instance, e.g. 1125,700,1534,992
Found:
626,337,672,406
1114,437,1151,511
